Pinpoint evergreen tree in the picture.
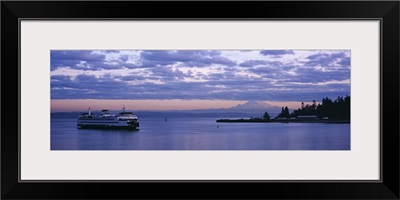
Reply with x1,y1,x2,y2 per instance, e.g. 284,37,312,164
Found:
263,111,271,120
284,106,289,117
312,100,316,111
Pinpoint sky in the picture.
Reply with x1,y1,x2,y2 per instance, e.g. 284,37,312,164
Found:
51,50,350,111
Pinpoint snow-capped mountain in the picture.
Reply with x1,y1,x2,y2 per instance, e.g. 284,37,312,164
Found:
227,101,281,116
230,100,277,110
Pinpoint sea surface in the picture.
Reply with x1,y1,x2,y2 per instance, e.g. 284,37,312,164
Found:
51,116,350,150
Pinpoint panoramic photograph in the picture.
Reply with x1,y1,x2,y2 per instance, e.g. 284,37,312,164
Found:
51,50,350,150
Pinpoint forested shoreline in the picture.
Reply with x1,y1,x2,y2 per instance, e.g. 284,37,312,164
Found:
275,96,350,120
217,96,350,123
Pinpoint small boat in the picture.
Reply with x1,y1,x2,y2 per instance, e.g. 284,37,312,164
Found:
77,106,139,130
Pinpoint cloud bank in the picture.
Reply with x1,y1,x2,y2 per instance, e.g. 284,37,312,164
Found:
51,50,350,101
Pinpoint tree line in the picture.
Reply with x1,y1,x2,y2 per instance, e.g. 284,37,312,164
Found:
275,95,350,120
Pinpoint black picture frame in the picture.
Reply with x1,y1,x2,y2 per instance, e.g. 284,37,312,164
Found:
2,1,399,199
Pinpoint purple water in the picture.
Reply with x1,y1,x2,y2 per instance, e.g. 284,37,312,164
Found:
51,117,350,150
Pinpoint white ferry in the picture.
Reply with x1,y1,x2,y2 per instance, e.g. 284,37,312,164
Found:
77,106,139,130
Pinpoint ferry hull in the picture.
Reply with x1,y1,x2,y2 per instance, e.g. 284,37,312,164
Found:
77,124,139,130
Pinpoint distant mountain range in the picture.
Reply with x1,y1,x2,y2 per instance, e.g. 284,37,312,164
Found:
52,101,282,119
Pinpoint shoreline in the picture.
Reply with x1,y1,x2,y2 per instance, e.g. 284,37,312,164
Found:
216,119,350,124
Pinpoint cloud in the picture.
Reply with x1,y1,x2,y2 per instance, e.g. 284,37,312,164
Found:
51,50,350,102
305,51,350,67
208,56,237,66
51,50,141,71
239,60,270,67
51,50,105,62
140,50,202,62
249,67,280,75
140,50,236,67
290,67,350,83
260,50,294,57
115,75,147,81
51,74,133,99
338,56,350,66
150,66,188,81
119,55,129,62
104,50,120,53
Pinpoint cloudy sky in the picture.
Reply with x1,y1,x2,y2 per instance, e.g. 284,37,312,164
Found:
51,50,350,111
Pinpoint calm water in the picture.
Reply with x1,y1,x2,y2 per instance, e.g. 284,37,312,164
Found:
51,117,350,150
